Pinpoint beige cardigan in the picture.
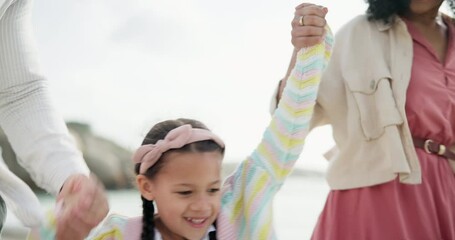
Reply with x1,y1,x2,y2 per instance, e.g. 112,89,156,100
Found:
304,14,455,190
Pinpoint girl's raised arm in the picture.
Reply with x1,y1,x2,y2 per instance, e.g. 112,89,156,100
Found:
217,4,333,239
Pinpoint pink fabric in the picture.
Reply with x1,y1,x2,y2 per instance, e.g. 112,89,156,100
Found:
124,217,143,240
311,17,455,240
132,124,225,174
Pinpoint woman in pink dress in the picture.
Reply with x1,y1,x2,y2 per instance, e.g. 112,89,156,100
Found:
275,0,455,239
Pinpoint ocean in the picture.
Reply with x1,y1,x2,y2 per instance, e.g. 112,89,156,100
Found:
2,176,329,239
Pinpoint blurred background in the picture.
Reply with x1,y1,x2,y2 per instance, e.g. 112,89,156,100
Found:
2,0,448,239
32,0,368,169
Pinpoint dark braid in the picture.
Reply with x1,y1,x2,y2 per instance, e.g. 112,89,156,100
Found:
141,196,155,240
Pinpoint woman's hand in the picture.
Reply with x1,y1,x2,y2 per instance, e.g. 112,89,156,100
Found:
291,3,328,49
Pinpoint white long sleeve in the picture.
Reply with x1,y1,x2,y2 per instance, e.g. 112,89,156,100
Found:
0,0,89,195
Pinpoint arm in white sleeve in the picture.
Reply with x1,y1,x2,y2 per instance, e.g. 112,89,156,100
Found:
0,0,89,195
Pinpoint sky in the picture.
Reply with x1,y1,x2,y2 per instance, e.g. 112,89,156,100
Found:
31,0,369,171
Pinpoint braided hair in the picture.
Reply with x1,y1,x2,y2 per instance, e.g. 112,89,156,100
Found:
135,118,224,240
141,196,156,239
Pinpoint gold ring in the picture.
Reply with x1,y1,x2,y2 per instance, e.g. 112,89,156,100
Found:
298,16,304,26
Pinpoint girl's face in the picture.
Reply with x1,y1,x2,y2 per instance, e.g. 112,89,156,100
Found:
138,151,223,240
408,0,444,16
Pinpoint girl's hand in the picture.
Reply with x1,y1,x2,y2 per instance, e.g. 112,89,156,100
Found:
291,3,328,48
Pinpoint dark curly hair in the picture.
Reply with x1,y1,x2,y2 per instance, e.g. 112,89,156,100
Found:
365,0,455,23
135,118,224,240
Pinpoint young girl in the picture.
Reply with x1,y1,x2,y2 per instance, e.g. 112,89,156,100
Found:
30,4,332,240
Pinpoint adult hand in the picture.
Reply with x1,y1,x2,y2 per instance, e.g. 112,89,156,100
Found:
291,3,328,48
55,174,109,240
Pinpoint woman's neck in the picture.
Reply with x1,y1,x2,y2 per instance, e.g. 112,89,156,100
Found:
402,11,449,63
402,11,441,27
400,0,444,27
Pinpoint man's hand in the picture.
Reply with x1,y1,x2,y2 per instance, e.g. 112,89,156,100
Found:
291,3,328,49
55,174,109,240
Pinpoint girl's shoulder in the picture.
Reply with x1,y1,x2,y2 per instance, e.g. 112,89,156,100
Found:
87,214,142,240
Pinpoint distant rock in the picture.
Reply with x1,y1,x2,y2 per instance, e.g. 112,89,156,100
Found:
66,122,135,190
0,122,135,192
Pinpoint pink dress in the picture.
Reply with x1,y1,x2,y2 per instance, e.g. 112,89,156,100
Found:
311,18,455,240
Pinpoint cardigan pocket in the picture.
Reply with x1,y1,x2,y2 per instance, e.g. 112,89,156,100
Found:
346,76,404,141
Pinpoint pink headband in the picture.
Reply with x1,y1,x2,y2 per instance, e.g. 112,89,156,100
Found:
132,124,225,174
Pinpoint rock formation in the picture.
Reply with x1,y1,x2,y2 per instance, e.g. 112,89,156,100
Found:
0,122,135,192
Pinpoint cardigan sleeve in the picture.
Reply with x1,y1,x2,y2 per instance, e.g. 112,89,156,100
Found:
0,0,90,195
216,27,333,240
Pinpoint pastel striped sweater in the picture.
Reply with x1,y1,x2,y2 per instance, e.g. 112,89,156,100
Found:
216,29,332,239
30,28,332,240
